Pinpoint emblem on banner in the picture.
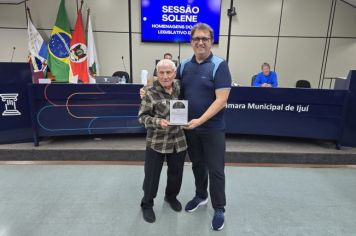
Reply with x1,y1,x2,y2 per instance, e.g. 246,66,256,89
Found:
0,93,21,116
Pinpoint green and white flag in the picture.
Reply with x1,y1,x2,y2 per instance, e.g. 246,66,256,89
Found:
87,16,99,84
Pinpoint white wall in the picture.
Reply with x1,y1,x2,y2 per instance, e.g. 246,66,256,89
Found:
0,0,355,88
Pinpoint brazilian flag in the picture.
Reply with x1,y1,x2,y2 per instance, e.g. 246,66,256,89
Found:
47,0,71,82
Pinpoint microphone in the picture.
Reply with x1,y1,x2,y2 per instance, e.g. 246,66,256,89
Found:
10,46,16,62
121,56,127,72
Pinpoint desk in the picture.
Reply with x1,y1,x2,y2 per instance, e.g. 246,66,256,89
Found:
28,84,146,146
225,87,347,143
28,71,356,147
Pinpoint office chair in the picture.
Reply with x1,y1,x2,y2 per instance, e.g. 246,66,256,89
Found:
112,71,130,83
251,74,257,86
296,80,311,88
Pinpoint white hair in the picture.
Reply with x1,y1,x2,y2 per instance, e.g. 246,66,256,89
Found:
156,59,176,72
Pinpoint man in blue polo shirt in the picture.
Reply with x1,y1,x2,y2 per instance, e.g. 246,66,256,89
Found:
253,62,278,87
177,23,231,231
139,23,231,231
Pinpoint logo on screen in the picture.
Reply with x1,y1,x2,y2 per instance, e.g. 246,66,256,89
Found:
141,0,222,43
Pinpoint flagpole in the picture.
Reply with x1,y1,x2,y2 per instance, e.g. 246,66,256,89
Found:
26,6,33,22
24,1,28,24
80,0,84,12
85,8,90,33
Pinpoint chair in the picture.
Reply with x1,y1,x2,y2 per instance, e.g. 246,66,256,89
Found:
112,71,130,83
251,74,257,86
296,80,311,88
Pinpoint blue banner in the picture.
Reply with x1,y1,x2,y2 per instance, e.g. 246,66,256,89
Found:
0,63,33,144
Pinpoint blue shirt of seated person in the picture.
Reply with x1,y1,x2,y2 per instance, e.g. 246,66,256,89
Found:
253,62,278,88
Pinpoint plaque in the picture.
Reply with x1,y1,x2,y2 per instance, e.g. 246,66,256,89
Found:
169,100,188,125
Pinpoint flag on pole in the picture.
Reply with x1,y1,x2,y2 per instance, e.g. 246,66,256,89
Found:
47,0,71,82
87,16,99,84
69,10,89,84
27,18,48,75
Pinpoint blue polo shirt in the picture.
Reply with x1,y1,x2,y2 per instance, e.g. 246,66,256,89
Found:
253,71,278,87
176,53,232,131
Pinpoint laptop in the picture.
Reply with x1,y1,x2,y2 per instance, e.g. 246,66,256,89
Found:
95,76,120,84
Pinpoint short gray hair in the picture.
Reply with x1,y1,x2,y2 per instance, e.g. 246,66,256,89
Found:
156,59,176,72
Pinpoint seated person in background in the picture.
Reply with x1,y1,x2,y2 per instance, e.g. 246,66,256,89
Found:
163,52,173,60
253,62,278,88
153,53,173,77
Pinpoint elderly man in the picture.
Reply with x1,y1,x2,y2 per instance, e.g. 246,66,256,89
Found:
153,52,174,77
138,59,187,223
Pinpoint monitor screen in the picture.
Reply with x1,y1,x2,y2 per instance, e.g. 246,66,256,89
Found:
141,0,222,44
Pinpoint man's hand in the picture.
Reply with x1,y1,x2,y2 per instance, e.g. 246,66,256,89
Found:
184,118,202,130
184,89,230,130
140,87,146,99
160,119,170,128
261,83,272,87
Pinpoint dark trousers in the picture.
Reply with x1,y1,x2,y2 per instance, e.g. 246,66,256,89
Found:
141,147,186,209
185,130,226,211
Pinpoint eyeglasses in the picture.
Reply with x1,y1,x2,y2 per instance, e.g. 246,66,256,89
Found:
191,37,211,43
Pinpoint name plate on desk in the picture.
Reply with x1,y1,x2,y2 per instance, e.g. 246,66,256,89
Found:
169,100,188,125
38,78,52,84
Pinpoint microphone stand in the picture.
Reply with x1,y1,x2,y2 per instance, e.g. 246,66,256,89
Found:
10,46,16,62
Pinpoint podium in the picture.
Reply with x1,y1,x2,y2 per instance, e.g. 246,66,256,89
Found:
0,62,33,144
339,70,356,147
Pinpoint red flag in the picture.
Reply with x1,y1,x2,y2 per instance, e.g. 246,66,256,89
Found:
69,11,89,83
